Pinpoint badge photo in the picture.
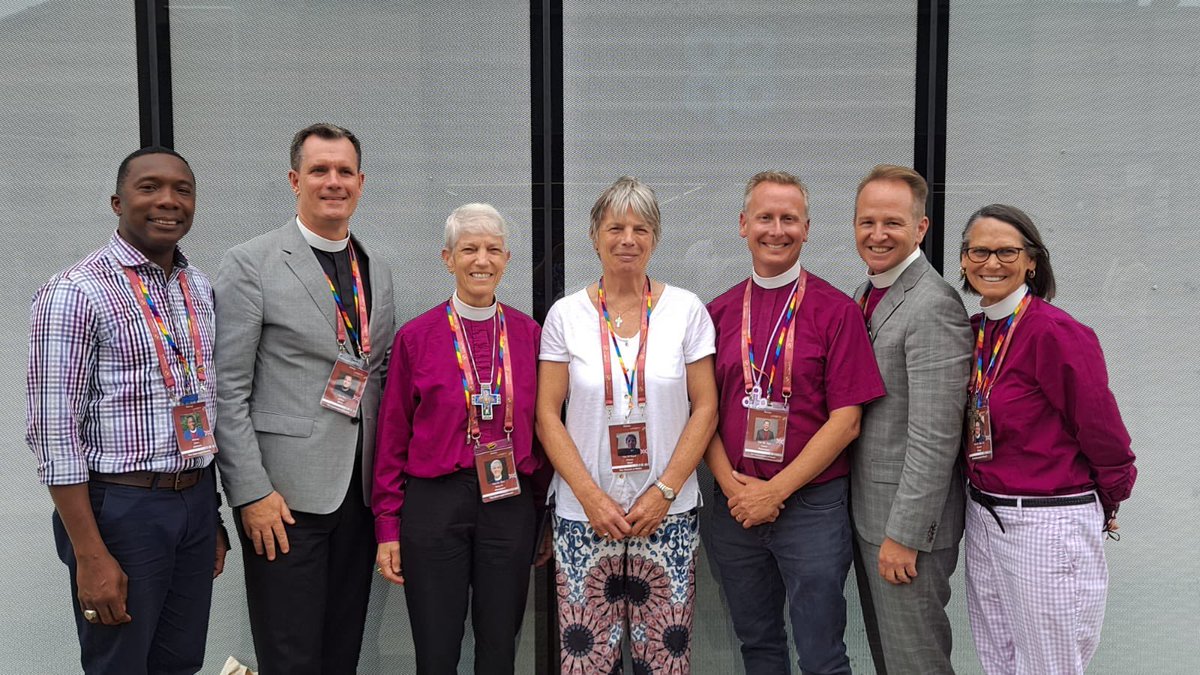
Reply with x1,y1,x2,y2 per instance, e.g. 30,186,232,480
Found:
173,403,217,458
608,422,649,473
321,353,368,417
475,440,521,503
965,403,993,462
743,404,787,462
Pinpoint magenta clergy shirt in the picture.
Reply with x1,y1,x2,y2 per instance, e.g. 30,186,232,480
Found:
965,296,1136,515
709,273,886,482
372,302,542,543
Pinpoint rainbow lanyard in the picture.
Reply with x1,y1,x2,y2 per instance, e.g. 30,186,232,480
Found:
971,293,1032,407
324,245,370,362
446,301,513,443
597,276,653,412
122,267,206,397
741,272,806,403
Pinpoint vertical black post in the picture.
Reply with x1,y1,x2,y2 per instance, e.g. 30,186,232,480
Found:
530,0,563,672
914,0,949,273
135,0,173,148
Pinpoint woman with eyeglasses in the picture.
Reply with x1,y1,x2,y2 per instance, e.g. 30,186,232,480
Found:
957,204,1137,675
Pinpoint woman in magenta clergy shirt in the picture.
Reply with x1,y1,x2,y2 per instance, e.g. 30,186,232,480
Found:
372,204,544,674
958,204,1136,675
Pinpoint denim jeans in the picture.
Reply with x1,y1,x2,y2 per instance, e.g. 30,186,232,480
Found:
708,476,853,675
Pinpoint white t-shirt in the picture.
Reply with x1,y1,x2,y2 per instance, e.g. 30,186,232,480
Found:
539,284,716,520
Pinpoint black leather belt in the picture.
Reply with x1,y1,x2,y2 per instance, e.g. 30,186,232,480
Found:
968,485,1095,533
91,468,206,491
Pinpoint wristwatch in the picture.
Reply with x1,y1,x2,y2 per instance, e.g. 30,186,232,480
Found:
654,479,677,502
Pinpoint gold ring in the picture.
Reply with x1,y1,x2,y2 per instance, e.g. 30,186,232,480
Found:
82,609,99,622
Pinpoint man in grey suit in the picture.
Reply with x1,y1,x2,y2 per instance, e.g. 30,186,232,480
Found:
850,165,972,674
214,123,394,675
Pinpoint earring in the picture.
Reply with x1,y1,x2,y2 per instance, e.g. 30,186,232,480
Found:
959,267,966,280
1027,269,1036,279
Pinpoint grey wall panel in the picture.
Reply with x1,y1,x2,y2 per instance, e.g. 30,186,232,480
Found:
0,1,139,672
170,2,533,672
944,2,1200,673
563,3,917,672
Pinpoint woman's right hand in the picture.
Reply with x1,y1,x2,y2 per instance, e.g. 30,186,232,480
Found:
376,542,404,585
579,488,632,541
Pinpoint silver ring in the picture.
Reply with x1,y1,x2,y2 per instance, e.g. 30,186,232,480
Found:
82,609,99,622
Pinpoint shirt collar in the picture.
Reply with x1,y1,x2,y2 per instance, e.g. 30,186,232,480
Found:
107,231,189,274
981,284,1029,320
452,291,498,320
752,258,803,289
296,216,350,252
866,248,921,289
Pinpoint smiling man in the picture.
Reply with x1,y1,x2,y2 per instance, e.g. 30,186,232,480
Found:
214,124,394,674
849,165,972,675
27,147,226,674
705,171,885,674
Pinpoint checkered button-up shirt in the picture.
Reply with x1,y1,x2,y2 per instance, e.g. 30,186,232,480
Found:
26,232,216,486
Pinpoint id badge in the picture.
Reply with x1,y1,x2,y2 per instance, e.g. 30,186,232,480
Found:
608,420,649,473
321,353,368,417
743,403,788,462
965,403,993,462
173,402,217,459
475,439,521,503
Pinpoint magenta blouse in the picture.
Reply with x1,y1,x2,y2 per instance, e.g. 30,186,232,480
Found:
965,296,1136,515
372,302,543,543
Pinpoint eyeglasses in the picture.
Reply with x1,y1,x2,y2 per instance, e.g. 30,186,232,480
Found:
962,246,1024,263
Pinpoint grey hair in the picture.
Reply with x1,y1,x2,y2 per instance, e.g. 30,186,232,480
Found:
444,203,509,251
588,176,662,245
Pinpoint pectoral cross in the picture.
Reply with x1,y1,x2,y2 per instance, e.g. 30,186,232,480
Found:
614,313,624,329
471,382,501,421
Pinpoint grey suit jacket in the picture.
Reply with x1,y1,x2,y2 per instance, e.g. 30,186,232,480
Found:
850,254,971,552
213,221,395,514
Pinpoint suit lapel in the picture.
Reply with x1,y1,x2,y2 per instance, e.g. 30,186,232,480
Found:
280,221,338,334
868,254,931,341
355,234,387,330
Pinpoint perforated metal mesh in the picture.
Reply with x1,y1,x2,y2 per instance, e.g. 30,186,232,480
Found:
168,2,533,671
563,3,917,672
944,3,1200,673
0,1,140,672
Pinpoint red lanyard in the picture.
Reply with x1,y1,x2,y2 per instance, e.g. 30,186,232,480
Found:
122,266,206,396
970,293,1032,406
447,301,514,443
741,272,806,403
597,277,653,413
324,245,371,361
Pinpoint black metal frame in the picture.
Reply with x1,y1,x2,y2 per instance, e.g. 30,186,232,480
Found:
134,0,173,147
133,1,952,671
914,0,951,274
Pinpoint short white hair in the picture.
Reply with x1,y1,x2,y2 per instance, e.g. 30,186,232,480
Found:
444,203,508,251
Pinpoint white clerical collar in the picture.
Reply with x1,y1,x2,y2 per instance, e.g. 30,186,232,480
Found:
752,258,803,289
452,291,497,320
296,216,350,252
981,284,1029,320
866,248,922,289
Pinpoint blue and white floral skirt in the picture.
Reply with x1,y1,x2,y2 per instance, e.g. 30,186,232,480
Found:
553,510,699,675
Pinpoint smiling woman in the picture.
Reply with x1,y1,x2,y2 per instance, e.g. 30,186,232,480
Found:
536,176,718,673
371,202,547,674
957,204,1135,674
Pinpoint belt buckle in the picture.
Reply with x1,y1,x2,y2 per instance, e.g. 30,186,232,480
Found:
173,471,184,491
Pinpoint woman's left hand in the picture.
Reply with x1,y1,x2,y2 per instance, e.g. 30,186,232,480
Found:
626,488,671,538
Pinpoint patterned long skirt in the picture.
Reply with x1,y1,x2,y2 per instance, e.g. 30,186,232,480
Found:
553,511,699,675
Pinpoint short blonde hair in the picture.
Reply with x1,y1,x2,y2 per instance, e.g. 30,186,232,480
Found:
743,171,810,217
856,165,928,221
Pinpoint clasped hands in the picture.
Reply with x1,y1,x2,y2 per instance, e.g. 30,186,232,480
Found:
725,471,786,528
583,486,671,541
